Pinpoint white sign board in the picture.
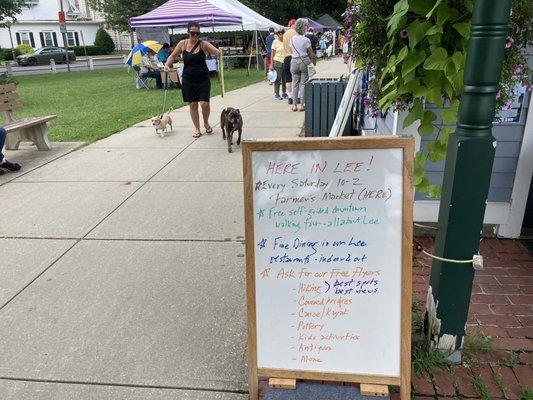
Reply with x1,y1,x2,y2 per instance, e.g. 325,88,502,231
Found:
244,137,413,400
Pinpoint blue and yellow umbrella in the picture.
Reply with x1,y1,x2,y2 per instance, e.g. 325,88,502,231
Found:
125,41,163,66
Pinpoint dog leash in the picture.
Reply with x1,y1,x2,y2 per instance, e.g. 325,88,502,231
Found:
219,51,227,101
161,71,169,117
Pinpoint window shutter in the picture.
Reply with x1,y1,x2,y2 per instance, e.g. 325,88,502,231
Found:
15,32,21,45
74,32,79,46
52,32,58,47
29,32,35,48
39,32,45,47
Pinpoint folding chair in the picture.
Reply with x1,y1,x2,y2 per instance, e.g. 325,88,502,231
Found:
133,66,151,90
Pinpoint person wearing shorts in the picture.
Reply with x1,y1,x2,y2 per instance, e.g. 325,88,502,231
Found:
282,19,297,104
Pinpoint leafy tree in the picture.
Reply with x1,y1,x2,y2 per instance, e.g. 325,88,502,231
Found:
241,0,347,25
0,0,26,21
94,28,115,54
89,0,166,33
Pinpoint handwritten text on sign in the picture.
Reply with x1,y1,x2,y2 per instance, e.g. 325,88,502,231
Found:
252,149,403,377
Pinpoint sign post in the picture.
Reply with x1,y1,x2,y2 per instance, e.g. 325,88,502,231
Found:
58,6,70,72
243,136,413,399
427,0,512,360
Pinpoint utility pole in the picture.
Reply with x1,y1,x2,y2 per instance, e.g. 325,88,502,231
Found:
58,0,70,72
427,0,512,362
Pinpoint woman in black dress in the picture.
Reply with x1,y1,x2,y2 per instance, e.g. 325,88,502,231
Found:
165,22,220,137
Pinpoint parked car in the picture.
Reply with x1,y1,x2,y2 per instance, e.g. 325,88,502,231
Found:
16,47,76,66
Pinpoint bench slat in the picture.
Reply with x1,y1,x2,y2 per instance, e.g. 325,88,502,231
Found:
5,115,57,131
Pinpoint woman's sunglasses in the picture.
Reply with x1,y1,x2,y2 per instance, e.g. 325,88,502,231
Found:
189,31,200,36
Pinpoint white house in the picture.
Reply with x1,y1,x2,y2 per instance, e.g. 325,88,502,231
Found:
0,0,134,51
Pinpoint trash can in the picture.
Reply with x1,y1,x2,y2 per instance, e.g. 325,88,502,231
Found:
304,78,353,137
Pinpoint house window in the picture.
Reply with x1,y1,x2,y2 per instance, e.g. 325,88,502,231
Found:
18,32,31,45
42,32,54,47
66,31,76,47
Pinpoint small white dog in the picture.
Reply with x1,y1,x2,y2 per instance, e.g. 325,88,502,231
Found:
152,107,173,137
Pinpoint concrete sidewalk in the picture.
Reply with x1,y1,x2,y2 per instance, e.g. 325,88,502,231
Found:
0,59,348,399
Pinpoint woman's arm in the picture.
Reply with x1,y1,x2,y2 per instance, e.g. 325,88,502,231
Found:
202,41,221,56
165,40,184,69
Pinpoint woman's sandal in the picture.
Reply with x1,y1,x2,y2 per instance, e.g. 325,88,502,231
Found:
291,105,298,112
193,131,202,138
205,126,214,134
299,106,306,112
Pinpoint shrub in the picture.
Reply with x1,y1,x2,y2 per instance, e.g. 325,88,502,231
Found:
94,28,115,54
0,73,17,85
0,48,15,60
16,44,33,55
70,45,103,56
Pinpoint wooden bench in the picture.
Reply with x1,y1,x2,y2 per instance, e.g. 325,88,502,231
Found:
0,83,57,151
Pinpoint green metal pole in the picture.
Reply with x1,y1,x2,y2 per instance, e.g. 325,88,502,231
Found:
427,0,512,361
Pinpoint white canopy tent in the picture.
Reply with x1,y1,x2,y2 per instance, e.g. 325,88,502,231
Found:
206,0,282,32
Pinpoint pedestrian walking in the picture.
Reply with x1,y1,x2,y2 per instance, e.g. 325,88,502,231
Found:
270,29,287,100
165,21,221,138
289,18,315,112
265,27,275,81
305,27,318,65
282,19,297,105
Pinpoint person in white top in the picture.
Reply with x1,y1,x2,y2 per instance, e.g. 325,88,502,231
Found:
289,18,315,112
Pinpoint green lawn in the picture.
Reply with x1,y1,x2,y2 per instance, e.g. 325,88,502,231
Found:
3,68,264,142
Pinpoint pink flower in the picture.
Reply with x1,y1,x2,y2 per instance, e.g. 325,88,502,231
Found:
502,101,512,110
505,36,514,49
400,29,408,39
513,65,523,74
370,109,378,118
496,91,501,100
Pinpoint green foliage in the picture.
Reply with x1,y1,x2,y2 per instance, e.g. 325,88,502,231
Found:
411,341,447,374
500,350,519,369
88,0,167,32
473,377,491,400
346,0,532,197
0,72,17,85
463,331,496,359
70,46,105,57
1,44,36,60
241,0,347,24
94,29,115,54
16,44,33,55
492,372,506,392
521,387,533,400
0,48,15,60
0,0,25,21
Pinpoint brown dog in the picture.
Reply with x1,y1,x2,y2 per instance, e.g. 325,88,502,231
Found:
221,108,243,153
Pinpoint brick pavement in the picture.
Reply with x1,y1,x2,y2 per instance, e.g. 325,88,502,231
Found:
410,237,533,399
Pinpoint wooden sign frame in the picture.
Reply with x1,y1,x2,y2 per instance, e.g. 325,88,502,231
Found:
243,136,413,400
